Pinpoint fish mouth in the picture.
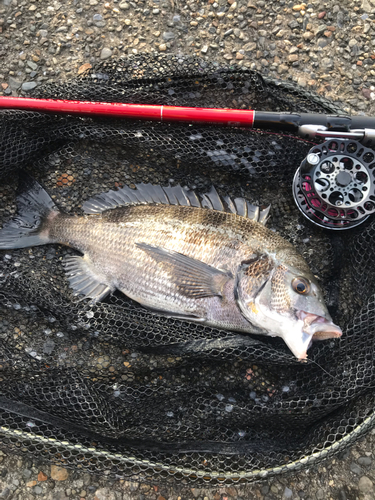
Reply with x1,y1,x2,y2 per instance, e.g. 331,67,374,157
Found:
281,311,342,362
298,311,343,340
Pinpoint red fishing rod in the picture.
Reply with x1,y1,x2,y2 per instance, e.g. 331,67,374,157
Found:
1,95,375,141
1,95,375,230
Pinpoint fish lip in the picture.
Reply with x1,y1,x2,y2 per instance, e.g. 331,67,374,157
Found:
280,327,313,362
297,310,343,340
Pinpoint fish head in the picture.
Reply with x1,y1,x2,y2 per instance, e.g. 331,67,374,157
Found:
235,256,342,361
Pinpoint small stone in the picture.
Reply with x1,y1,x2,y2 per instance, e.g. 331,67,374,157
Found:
243,42,256,51
153,8,159,14
201,45,208,54
51,465,68,481
27,61,38,71
302,32,314,41
159,43,167,51
318,11,326,18
358,476,373,493
236,52,244,60
362,0,374,13
23,470,32,480
292,3,306,11
358,456,372,466
278,64,288,74
1,83,8,89
162,32,175,41
276,29,289,38
350,462,362,475
94,488,117,500
39,38,48,45
119,1,129,9
321,57,333,69
34,486,43,495
288,54,299,62
29,4,37,10
37,471,48,481
100,48,112,60
26,481,37,487
8,77,22,90
316,489,324,500
21,82,37,91
283,487,293,499
78,63,92,75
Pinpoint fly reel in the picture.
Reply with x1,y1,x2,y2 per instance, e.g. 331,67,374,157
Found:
293,138,375,230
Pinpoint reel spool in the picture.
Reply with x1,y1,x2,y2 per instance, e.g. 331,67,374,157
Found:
293,138,375,230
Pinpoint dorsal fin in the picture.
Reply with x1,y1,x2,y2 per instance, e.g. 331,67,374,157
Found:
82,183,270,225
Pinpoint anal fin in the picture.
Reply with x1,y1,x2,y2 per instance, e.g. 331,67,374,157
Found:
63,255,113,303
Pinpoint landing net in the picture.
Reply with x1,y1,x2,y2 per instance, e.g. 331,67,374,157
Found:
0,54,373,484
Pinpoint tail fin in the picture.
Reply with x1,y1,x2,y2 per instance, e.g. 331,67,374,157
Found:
0,172,61,250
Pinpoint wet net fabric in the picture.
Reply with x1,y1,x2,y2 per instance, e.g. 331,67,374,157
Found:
0,54,374,483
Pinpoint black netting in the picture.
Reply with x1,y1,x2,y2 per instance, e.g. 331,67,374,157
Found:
0,54,374,484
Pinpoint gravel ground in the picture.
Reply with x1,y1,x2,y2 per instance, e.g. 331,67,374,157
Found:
1,0,375,498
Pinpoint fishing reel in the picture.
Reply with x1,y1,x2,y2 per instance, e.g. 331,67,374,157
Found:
293,132,375,230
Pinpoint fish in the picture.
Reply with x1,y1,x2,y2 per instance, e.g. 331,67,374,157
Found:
0,173,342,360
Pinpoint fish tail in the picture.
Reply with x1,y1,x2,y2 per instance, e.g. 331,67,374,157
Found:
0,172,61,250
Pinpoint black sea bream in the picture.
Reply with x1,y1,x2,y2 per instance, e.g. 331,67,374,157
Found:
0,174,342,360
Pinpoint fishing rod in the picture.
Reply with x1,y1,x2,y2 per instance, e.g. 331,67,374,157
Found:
1,96,375,138
1,95,375,230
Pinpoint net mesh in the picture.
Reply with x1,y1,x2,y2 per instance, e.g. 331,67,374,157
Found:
0,54,373,484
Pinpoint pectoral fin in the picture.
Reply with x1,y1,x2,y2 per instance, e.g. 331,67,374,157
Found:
136,242,232,299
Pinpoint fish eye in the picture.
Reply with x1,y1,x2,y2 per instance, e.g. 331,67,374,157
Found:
292,277,310,295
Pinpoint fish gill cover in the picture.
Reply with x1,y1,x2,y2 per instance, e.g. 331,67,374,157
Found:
0,54,374,483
